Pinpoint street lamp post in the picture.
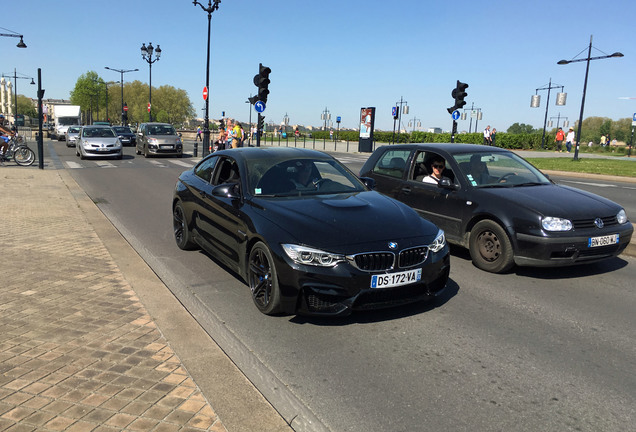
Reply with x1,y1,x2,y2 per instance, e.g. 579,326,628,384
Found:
2,69,35,128
140,42,161,122
193,0,222,157
105,67,138,125
0,27,27,48
530,78,566,149
557,35,623,160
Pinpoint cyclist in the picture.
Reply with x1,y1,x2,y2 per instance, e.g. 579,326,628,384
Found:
1,132,10,162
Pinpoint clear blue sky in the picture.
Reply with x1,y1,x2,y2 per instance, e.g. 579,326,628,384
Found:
2,0,635,132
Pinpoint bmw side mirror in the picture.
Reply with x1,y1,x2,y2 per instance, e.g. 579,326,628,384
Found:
212,183,241,199
359,176,376,190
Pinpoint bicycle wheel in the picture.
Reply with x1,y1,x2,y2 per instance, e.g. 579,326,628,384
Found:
14,146,35,166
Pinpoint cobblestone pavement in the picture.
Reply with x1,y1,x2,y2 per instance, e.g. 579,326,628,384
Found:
0,168,227,431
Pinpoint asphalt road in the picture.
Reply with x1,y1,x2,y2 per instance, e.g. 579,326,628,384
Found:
45,139,636,432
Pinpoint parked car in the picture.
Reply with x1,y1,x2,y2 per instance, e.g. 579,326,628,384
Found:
64,126,81,148
75,125,122,160
173,147,450,316
112,126,136,146
360,143,633,273
136,122,182,157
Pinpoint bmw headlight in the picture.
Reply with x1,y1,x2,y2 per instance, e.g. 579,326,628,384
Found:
617,209,627,224
542,217,573,231
282,244,345,267
428,229,446,253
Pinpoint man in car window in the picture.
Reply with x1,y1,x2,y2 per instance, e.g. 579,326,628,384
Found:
422,156,449,184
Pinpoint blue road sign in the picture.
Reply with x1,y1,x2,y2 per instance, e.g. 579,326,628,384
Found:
255,101,266,113
337,116,341,123
452,110,460,120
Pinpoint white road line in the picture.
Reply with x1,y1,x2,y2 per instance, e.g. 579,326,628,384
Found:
168,159,196,167
562,180,616,188
94,161,116,168
65,161,83,169
149,160,168,167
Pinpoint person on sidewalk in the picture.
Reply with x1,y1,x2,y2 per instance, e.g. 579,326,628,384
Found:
566,127,575,153
196,125,202,141
554,127,565,152
483,125,491,145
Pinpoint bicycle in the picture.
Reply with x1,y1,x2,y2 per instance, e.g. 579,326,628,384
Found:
1,135,36,166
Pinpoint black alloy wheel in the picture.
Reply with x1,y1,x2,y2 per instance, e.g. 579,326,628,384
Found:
173,201,197,250
248,242,282,315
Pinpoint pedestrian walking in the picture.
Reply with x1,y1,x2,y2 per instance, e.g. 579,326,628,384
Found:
490,128,497,146
565,126,575,153
555,127,565,152
196,125,202,141
483,125,491,145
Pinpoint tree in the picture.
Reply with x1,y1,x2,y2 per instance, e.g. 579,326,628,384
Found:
17,94,37,118
71,72,195,127
506,123,537,134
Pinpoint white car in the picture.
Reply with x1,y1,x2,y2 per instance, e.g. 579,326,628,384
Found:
75,125,122,160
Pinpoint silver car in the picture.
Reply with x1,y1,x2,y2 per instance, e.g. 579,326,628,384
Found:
136,122,183,158
75,125,123,160
65,126,81,148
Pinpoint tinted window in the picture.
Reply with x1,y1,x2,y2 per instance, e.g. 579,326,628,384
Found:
195,157,219,183
372,149,411,179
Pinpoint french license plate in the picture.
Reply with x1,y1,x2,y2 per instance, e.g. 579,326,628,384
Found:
588,234,618,247
160,145,174,149
371,269,422,289
98,147,108,151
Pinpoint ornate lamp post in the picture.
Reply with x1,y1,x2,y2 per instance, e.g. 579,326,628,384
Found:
530,78,566,149
557,35,623,160
192,0,222,157
140,42,161,122
105,67,138,125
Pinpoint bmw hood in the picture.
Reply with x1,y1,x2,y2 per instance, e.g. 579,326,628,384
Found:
255,191,439,248
482,184,622,218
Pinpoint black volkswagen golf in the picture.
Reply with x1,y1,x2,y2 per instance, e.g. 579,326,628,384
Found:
173,147,450,316
360,143,633,273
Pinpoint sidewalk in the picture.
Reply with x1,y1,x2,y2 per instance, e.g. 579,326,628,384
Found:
0,167,292,432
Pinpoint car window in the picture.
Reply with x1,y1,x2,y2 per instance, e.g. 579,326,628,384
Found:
371,149,411,179
195,156,219,183
453,152,550,187
212,157,240,186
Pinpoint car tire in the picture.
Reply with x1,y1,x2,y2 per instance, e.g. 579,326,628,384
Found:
173,201,197,250
469,220,514,273
248,241,282,315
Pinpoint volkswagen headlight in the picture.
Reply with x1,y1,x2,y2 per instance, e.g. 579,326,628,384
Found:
617,209,627,224
282,244,345,267
542,217,573,231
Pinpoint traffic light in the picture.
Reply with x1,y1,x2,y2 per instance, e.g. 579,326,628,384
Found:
253,63,271,103
257,114,265,130
447,80,469,114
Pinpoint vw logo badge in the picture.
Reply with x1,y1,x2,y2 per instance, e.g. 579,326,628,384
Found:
594,218,604,228
388,242,398,250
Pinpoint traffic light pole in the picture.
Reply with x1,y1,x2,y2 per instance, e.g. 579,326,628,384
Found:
451,120,457,143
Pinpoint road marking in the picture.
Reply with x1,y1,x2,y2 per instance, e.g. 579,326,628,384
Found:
149,160,168,168
562,180,615,188
168,160,196,167
65,161,83,169
94,161,117,168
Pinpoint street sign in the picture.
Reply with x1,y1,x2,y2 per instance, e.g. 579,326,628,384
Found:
632,112,636,126
202,86,208,101
337,116,341,123
147,103,151,112
123,105,128,112
254,100,266,113
452,110,460,120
